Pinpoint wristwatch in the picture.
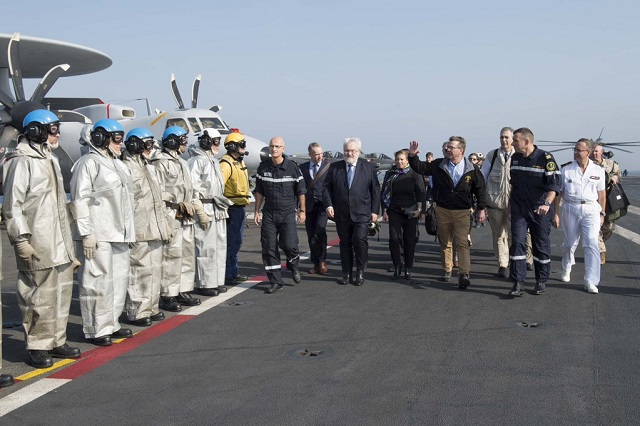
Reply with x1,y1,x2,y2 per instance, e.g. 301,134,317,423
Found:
543,201,551,206
600,212,605,216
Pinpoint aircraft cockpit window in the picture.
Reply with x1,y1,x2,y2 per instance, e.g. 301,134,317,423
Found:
188,118,201,133
166,119,189,133
200,117,226,131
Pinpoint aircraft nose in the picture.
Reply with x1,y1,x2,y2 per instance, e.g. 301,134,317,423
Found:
260,146,270,162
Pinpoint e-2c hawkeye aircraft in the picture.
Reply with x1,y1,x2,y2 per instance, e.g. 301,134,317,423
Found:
0,32,268,189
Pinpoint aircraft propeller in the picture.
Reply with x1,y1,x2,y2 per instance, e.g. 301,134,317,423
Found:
170,73,204,110
0,32,71,150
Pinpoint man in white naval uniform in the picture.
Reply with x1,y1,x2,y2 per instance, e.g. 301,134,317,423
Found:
149,126,209,311
71,119,136,346
552,138,606,294
3,109,81,368
122,128,172,325
188,129,232,297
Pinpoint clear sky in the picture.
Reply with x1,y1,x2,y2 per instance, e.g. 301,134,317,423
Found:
4,0,640,165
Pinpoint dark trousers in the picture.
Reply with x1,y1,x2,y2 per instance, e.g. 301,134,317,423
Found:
335,220,369,275
388,211,418,268
305,200,328,266
510,209,552,284
261,210,300,285
225,205,245,280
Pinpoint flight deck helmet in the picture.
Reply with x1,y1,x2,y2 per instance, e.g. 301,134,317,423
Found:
198,128,222,150
224,132,247,154
162,126,188,151
22,109,60,144
91,119,125,148
125,127,155,154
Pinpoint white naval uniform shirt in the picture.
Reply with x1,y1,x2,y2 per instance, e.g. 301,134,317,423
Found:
560,159,606,207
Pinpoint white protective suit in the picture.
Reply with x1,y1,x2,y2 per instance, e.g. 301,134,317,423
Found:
122,151,171,320
188,145,231,289
70,144,135,339
2,137,76,350
149,149,198,296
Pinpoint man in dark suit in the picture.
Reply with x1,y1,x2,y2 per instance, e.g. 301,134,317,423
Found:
300,142,330,275
323,138,381,286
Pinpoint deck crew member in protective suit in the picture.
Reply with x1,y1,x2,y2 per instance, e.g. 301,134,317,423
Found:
2,109,81,368
188,129,232,296
254,137,306,294
122,128,172,325
149,126,208,311
71,119,136,346
219,132,251,286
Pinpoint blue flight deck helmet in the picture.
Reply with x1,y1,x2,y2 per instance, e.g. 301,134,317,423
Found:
162,126,188,151
22,109,61,143
91,119,125,148
125,127,155,154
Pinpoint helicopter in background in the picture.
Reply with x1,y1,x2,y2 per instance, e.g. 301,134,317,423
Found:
538,128,640,159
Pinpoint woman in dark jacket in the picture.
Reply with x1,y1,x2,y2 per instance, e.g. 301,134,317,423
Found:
382,149,426,279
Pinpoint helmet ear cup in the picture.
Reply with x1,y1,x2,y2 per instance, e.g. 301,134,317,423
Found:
90,128,110,148
125,137,144,154
26,123,48,143
163,135,181,151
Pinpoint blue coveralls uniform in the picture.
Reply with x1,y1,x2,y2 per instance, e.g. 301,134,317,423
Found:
509,147,561,284
255,158,306,285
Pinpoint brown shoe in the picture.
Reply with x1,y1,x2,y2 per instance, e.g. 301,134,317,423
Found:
319,262,328,274
600,252,606,264
308,265,318,274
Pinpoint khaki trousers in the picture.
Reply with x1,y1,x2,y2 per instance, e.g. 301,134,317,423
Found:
18,262,74,350
436,206,472,275
598,220,615,253
487,207,533,267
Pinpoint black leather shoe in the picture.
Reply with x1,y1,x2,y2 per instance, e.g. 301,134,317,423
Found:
508,282,524,297
130,317,152,327
458,273,470,290
194,287,220,297
233,275,249,283
0,374,14,388
533,281,546,295
355,270,365,286
291,267,301,284
89,336,113,346
440,271,452,282
160,296,182,312
112,328,133,339
150,312,165,321
266,283,284,294
404,268,411,280
217,286,228,293
176,292,201,306
28,350,53,368
393,265,401,280
337,275,351,285
49,344,81,359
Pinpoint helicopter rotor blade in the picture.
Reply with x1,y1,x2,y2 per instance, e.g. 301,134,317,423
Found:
170,73,185,110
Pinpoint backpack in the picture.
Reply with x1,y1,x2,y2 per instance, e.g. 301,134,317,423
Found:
424,204,438,236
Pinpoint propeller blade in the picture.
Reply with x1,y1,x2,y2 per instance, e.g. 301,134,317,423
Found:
600,141,640,146
8,33,25,102
191,74,201,109
549,147,574,153
596,127,604,142
610,147,633,153
0,126,19,149
537,140,574,144
170,73,185,110
0,89,15,109
30,64,70,103
0,109,11,125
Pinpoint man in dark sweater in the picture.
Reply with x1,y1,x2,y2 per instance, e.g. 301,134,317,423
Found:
408,137,486,289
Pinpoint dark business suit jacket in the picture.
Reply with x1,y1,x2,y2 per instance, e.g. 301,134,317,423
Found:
300,160,329,212
323,159,381,223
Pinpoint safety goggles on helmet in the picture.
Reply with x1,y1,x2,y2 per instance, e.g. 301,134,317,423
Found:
178,135,188,145
112,132,125,143
47,122,61,136
142,138,155,150
234,139,247,149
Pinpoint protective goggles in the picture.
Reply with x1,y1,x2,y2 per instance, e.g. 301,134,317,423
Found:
111,132,125,143
179,135,188,145
47,122,61,135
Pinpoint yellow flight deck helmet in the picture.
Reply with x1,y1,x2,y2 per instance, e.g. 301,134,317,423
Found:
224,132,247,153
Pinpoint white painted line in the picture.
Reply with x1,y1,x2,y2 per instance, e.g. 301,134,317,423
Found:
627,205,640,216
0,378,71,416
614,225,640,245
